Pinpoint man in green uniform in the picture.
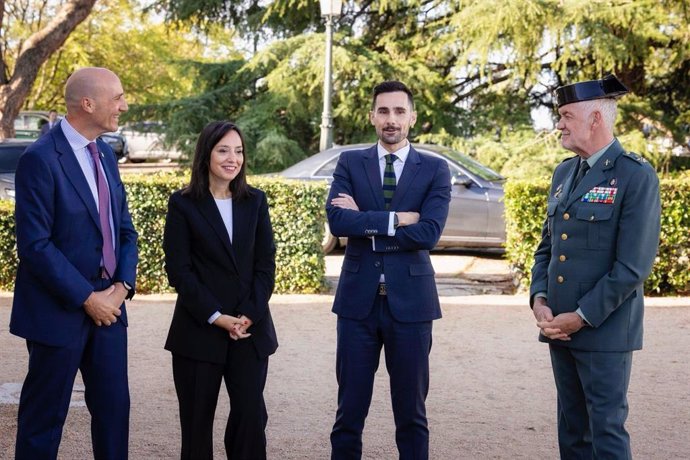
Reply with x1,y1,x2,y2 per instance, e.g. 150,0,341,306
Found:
530,75,661,459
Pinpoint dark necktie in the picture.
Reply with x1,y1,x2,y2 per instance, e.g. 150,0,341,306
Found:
87,142,117,278
383,154,397,210
571,160,590,192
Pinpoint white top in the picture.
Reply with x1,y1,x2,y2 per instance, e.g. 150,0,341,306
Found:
214,197,233,243
207,197,234,324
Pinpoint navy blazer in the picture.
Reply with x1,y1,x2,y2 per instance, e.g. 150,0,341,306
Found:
530,139,661,352
163,188,278,362
326,145,451,323
10,125,139,346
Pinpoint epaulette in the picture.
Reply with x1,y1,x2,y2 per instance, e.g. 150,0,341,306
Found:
621,151,647,164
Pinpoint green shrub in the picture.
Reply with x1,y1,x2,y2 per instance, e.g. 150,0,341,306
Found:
0,174,329,294
0,200,18,290
504,177,690,295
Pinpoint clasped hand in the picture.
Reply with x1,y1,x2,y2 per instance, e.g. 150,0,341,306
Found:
83,283,128,326
214,314,253,341
533,299,585,341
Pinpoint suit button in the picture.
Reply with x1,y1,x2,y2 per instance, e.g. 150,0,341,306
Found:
557,275,564,283
561,233,568,240
563,213,570,220
374,261,381,268
559,255,566,262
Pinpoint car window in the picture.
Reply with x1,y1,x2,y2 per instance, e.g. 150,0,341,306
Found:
126,122,165,134
0,145,27,172
14,115,45,130
314,155,341,178
425,146,504,182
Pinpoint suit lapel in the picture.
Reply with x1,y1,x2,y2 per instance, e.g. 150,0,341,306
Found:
390,147,421,210
557,158,578,205
55,130,101,229
197,192,238,270
363,145,386,210
565,140,624,209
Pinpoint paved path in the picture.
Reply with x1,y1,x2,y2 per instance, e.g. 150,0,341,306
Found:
1,254,689,459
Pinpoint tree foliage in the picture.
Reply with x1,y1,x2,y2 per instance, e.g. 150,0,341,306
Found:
0,0,96,137
142,0,689,174
10,0,213,113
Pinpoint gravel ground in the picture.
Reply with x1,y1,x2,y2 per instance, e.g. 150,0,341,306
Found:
1,254,689,459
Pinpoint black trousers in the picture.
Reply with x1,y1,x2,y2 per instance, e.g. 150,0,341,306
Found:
172,339,269,460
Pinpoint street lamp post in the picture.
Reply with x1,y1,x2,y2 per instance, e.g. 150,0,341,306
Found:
319,0,342,152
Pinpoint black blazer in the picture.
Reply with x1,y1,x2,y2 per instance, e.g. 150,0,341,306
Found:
163,187,278,362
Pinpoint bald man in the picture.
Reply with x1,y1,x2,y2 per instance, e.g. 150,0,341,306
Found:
10,67,138,460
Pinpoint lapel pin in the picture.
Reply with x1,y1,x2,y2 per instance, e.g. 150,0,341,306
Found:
604,159,611,166
610,178,617,186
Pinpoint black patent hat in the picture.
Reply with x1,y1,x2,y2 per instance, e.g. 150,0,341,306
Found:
555,74,629,108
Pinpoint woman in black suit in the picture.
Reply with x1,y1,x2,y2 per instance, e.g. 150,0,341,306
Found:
163,121,278,460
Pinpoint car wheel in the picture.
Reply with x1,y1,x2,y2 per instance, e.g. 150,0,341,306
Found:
322,222,338,254
129,158,146,163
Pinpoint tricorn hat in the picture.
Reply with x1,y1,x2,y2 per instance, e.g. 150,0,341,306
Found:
554,74,629,108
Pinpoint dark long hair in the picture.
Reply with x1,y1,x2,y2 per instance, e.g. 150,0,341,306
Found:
184,121,251,200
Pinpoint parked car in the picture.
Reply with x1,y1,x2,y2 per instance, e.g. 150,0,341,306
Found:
277,143,506,253
120,121,181,163
0,139,33,201
100,132,129,163
14,111,52,138
13,111,128,162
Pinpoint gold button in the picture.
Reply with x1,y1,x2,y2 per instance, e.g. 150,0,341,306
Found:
559,255,566,262
563,213,570,220
561,233,568,240
557,275,564,283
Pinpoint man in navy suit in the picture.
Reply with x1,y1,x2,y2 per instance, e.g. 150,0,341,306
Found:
39,109,59,136
327,81,451,460
530,75,660,459
11,67,138,460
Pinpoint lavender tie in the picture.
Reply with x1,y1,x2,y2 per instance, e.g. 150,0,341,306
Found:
87,142,117,278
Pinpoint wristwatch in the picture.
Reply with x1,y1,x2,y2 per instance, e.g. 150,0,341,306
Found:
393,213,399,229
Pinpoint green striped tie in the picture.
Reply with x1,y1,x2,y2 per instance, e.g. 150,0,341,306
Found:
383,154,397,210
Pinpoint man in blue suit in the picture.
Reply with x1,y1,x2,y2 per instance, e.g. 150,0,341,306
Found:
39,109,59,136
327,81,451,460
530,75,661,459
11,67,138,460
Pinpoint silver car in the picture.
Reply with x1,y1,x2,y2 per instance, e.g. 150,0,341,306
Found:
277,143,506,253
120,121,181,163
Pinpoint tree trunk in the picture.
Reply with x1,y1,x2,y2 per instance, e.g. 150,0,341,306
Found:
0,0,96,138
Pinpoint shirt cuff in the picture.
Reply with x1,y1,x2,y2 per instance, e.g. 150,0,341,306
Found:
207,311,221,324
535,292,547,300
387,212,396,236
575,308,590,326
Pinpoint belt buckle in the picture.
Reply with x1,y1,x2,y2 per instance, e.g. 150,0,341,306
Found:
378,283,387,296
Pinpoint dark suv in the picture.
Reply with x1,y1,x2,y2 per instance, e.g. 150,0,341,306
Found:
0,139,33,201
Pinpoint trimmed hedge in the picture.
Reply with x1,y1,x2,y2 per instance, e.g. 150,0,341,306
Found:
504,178,690,295
0,173,329,294
0,200,18,289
